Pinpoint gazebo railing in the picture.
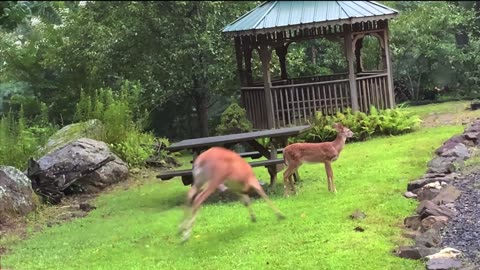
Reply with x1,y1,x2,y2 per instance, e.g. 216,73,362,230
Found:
271,79,351,127
241,86,269,130
355,73,390,112
251,73,348,87
241,72,392,129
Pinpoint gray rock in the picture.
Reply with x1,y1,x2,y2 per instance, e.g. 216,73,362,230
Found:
439,143,470,160
427,157,460,174
0,166,37,223
404,191,418,199
29,138,128,203
415,228,442,248
402,230,421,239
408,177,452,192
396,246,440,260
416,200,455,219
432,185,462,205
463,132,480,142
349,209,366,220
435,136,466,155
420,216,449,233
426,258,462,270
404,215,422,230
41,119,105,155
417,188,441,201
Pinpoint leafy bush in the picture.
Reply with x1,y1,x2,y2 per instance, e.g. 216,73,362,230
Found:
216,102,253,135
0,106,56,169
74,80,165,167
297,106,421,143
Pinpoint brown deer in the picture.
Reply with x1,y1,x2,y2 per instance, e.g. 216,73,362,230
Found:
282,123,354,196
178,146,285,242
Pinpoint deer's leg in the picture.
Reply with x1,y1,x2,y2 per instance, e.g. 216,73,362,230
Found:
240,193,257,222
178,185,199,235
324,161,336,193
180,183,217,242
249,179,285,220
283,163,299,196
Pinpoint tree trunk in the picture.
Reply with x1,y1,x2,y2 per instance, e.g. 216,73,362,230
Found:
194,93,209,137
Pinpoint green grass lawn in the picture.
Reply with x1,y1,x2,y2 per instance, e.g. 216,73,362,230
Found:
400,100,471,118
2,124,463,270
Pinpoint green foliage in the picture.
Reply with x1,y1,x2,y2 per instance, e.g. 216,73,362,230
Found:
299,106,422,143
0,107,56,169
215,103,253,135
74,80,158,167
389,1,480,101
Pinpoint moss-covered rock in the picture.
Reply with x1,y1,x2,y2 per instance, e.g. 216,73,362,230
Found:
41,119,105,155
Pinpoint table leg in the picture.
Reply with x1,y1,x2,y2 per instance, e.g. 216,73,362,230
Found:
268,142,278,187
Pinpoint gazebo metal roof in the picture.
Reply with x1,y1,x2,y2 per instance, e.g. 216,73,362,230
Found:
222,1,399,36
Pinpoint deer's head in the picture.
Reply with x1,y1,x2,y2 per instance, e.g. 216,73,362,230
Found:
333,123,354,138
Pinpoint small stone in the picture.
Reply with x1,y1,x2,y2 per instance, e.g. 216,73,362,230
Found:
432,185,462,205
439,143,470,160
396,246,440,260
79,203,96,212
416,200,455,219
404,215,422,230
426,247,462,260
402,230,421,239
427,157,458,174
404,191,418,199
420,216,449,232
350,209,366,220
426,258,462,270
354,226,364,232
417,188,441,201
424,181,442,189
415,229,442,248
463,132,479,141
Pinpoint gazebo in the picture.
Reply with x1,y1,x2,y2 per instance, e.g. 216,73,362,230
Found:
222,1,399,129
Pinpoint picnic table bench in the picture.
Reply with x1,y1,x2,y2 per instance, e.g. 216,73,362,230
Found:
156,125,311,187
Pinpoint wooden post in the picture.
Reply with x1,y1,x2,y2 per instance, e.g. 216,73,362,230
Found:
344,24,359,111
383,21,395,108
354,37,364,73
259,36,274,129
234,36,246,86
244,41,253,86
275,45,288,80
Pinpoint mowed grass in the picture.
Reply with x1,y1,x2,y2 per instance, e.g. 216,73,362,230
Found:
401,100,471,118
2,124,463,270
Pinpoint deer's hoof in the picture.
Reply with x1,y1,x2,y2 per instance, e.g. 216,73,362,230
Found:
277,213,286,220
250,215,257,223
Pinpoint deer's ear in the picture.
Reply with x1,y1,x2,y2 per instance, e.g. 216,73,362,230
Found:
332,123,339,129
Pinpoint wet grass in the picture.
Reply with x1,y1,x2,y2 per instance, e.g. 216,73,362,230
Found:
1,125,463,270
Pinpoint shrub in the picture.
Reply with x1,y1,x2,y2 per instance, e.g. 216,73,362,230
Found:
216,103,253,135
0,106,56,169
297,106,421,143
74,80,168,167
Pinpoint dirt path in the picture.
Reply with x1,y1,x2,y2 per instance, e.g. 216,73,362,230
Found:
421,110,480,128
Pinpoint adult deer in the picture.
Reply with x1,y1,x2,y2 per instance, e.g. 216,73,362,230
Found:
282,123,353,196
178,146,285,242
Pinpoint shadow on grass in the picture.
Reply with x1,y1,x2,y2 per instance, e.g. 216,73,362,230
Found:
180,223,252,249
135,181,289,215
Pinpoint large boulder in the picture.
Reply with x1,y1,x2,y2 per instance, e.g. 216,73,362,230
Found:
0,166,37,223
41,119,104,155
28,138,128,204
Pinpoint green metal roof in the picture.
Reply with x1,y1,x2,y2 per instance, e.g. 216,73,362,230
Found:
222,1,399,36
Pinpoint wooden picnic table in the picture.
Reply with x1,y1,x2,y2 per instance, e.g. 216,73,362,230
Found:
157,125,311,187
